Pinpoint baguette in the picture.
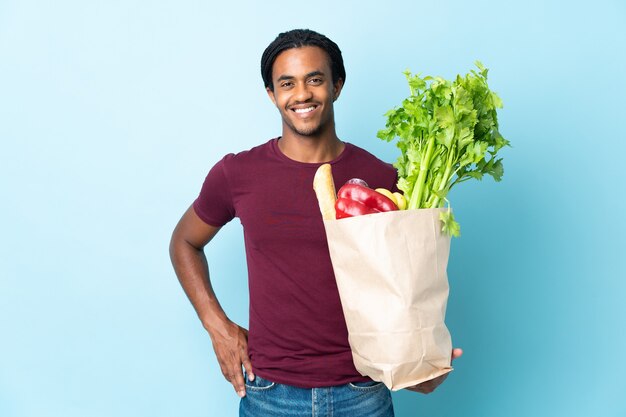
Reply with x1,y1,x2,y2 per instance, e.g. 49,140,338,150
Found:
313,163,337,220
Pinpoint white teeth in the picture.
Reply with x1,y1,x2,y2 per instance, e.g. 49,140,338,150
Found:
294,106,315,113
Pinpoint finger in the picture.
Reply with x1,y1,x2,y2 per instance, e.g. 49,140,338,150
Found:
237,327,253,381
241,348,254,381
218,361,233,383
451,348,463,361
217,351,246,397
232,365,246,398
405,372,448,394
421,374,448,394
407,384,433,394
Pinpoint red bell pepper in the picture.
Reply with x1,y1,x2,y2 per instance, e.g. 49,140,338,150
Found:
335,184,398,219
335,198,380,219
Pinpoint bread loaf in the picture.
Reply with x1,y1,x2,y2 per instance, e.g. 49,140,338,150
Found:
313,163,337,220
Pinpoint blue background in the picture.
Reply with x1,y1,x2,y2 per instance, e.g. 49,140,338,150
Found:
1,1,625,416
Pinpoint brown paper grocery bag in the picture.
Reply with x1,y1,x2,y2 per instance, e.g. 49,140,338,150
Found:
323,208,453,391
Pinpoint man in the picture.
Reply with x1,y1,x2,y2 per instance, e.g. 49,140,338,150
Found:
170,29,461,416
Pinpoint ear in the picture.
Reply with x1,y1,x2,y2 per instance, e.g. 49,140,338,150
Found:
332,78,344,102
266,87,277,106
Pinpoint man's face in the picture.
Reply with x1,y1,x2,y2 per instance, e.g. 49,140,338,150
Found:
266,46,343,138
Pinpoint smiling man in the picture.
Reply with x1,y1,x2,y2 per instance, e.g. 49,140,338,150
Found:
267,46,338,140
170,29,460,417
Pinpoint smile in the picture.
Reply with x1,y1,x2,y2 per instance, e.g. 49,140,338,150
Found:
292,105,317,114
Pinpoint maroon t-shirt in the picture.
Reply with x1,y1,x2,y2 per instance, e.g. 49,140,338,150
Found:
193,138,398,388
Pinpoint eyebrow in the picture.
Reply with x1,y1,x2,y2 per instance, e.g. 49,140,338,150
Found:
276,71,326,82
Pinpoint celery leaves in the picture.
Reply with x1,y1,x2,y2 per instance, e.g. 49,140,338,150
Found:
377,61,509,236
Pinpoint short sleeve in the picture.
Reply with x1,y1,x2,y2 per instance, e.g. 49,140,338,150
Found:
383,164,399,193
192,155,236,227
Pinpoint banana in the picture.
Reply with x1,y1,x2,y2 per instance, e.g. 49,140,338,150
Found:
375,188,398,207
393,192,407,210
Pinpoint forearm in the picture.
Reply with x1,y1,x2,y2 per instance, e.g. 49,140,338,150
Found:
169,238,230,334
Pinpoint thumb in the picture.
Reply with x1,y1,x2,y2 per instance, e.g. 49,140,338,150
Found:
452,348,463,361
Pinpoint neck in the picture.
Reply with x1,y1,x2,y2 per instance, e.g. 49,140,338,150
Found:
278,127,344,164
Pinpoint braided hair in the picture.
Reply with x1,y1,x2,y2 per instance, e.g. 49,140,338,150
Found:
261,29,346,91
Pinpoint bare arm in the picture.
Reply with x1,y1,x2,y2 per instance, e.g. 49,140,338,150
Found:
169,205,253,397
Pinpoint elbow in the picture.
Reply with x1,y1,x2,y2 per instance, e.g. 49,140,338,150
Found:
169,224,203,262
169,225,185,263
169,229,178,263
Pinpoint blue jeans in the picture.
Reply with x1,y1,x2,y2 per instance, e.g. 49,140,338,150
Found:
239,373,394,417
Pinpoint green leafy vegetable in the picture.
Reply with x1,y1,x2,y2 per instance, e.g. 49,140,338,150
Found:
439,208,460,238
377,61,510,237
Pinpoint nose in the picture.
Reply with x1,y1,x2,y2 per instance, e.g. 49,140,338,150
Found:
293,82,313,102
